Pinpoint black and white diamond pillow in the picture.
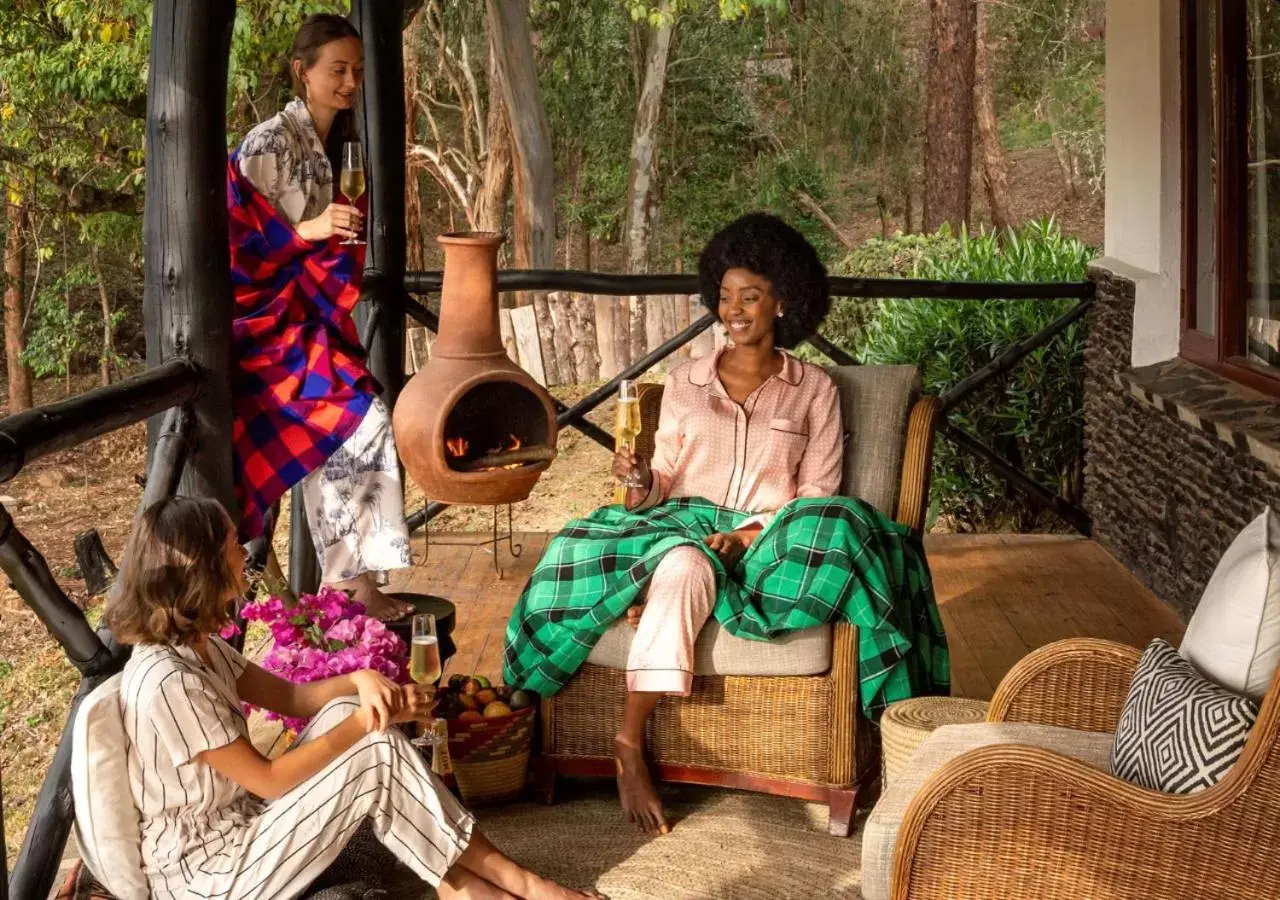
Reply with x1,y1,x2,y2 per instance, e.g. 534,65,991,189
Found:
1110,638,1259,793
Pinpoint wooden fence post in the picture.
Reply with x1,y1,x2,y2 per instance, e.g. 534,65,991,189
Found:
142,0,238,513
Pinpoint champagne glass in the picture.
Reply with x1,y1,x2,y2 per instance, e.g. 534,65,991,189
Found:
616,379,645,489
339,141,366,246
409,614,444,750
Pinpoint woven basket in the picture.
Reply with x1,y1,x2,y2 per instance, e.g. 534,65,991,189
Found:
880,696,989,789
439,706,536,806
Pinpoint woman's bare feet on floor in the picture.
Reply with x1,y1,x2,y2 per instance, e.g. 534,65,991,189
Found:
625,603,646,628
614,735,669,835
523,879,609,899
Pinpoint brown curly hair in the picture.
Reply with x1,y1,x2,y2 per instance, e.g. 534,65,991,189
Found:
106,497,241,646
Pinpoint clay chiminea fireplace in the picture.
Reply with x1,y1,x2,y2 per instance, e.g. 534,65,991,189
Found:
393,233,558,505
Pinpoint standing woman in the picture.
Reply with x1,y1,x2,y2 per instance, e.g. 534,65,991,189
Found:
228,14,412,620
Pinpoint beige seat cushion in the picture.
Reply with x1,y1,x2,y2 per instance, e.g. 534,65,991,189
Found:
829,364,920,517
587,619,833,677
860,722,1115,900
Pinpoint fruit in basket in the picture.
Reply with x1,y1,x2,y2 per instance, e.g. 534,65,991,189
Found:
495,685,513,701
461,678,482,695
509,690,536,710
456,692,479,711
458,710,485,723
448,674,468,690
475,688,498,706
482,701,512,717
474,675,492,688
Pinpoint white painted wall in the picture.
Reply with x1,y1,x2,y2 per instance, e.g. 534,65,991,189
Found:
1102,0,1183,366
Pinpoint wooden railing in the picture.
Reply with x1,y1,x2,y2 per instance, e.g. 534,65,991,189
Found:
400,269,1095,534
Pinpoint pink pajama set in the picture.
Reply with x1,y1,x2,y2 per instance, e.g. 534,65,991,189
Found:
625,348,844,695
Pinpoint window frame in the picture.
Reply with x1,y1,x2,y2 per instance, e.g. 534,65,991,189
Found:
1180,0,1280,396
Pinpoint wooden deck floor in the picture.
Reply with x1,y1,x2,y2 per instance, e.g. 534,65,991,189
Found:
391,531,1186,699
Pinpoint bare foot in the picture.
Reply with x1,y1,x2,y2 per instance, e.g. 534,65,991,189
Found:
625,603,646,628
438,867,519,899
614,735,669,835
523,878,609,900
330,574,414,621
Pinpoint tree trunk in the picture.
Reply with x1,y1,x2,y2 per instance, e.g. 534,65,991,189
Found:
596,298,618,379
90,245,114,386
974,0,1013,233
923,0,976,233
549,291,580,383
487,0,560,384
564,151,599,380
3,188,32,412
621,5,675,366
572,294,599,381
404,17,427,273
475,39,513,235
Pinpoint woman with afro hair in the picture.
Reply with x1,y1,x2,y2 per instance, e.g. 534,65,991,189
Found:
503,213,946,836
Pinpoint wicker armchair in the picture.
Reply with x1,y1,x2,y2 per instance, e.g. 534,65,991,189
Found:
536,365,940,836
886,638,1280,899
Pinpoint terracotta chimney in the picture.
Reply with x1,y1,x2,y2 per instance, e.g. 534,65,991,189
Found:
393,233,558,505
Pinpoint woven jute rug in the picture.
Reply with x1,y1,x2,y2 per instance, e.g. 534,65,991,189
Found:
384,783,866,900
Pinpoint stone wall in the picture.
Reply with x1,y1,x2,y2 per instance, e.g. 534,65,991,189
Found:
1084,265,1280,618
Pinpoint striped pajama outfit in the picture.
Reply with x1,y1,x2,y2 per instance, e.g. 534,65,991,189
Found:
624,349,845,694
121,638,474,900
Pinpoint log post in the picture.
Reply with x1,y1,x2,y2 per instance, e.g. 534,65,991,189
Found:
142,0,238,514
290,485,320,597
351,0,407,410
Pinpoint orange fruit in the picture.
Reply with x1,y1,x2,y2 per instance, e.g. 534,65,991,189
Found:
482,701,512,717
458,710,485,723
475,688,498,706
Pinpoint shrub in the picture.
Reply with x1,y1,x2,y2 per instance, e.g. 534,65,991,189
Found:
853,219,1094,531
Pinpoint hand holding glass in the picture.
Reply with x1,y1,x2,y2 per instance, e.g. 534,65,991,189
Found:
616,380,645,489
339,142,366,246
409,614,444,749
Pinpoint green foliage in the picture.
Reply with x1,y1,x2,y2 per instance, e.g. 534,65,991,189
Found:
809,231,963,359
23,262,96,381
853,220,1095,531
989,0,1105,190
0,1,333,386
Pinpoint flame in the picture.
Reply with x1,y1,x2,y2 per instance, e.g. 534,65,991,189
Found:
446,433,531,470
445,436,469,458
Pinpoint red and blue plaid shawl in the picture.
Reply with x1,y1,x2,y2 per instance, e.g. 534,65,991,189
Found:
228,154,377,542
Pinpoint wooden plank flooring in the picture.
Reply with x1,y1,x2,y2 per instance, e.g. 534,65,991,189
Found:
392,531,1186,699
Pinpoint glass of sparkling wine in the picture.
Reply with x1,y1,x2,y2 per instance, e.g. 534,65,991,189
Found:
409,614,443,749
616,379,645,489
339,141,366,246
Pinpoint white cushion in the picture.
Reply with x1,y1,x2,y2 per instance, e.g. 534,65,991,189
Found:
586,619,833,676
72,672,149,900
1180,507,1280,700
860,722,1116,900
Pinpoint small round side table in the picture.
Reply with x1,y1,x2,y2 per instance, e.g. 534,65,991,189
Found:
881,696,990,790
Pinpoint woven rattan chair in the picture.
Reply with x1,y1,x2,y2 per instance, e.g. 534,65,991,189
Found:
535,364,940,836
883,638,1280,899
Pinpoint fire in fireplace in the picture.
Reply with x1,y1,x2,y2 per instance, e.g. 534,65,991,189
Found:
393,233,559,506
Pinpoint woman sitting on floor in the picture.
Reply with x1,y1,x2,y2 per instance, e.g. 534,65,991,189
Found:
108,496,606,900
503,213,948,835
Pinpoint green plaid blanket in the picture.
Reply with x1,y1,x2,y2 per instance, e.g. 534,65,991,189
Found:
503,496,948,717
